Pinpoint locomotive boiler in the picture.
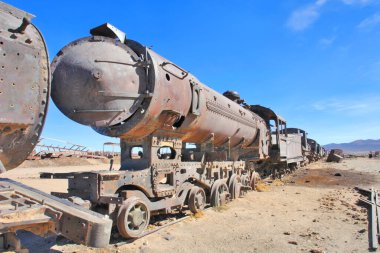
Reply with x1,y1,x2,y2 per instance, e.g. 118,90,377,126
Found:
51,23,270,163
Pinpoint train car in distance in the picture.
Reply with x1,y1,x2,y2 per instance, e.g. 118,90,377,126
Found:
307,138,323,161
286,128,311,166
248,105,304,176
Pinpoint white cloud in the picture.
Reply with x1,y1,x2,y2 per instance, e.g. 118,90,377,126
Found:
287,0,380,32
316,0,329,6
286,4,322,31
341,0,379,5
312,96,380,115
319,36,336,47
286,0,331,32
357,12,380,28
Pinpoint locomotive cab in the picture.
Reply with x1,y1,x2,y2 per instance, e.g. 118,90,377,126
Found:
248,105,303,168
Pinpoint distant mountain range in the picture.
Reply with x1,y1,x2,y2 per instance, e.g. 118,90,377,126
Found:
323,139,380,152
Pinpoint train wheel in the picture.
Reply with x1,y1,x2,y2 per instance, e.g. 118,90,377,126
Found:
210,180,229,207
117,197,150,239
240,174,251,196
228,174,242,199
250,172,260,191
188,186,206,214
241,174,250,186
272,168,280,179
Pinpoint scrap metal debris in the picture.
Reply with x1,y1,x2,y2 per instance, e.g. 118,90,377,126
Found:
327,149,344,163
356,187,380,251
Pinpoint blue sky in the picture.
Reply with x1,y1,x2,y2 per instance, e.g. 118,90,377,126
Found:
6,0,380,149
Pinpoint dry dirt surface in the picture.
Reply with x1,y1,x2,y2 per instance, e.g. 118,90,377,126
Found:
2,157,380,253
18,157,113,168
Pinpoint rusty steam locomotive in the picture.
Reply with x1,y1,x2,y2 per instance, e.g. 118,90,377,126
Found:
0,2,325,249
45,23,325,238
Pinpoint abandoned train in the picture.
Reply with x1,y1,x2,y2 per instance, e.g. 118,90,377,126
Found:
0,2,325,244
41,23,325,239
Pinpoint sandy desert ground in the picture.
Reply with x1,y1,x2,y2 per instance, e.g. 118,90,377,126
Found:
2,157,380,253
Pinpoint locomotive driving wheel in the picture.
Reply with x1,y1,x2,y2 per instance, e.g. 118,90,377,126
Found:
117,197,150,239
188,186,206,214
240,174,251,196
210,180,230,207
228,174,242,199
240,174,250,187
250,172,260,191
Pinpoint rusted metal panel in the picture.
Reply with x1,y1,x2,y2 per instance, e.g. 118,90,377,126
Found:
0,2,50,170
284,134,303,164
0,178,112,247
287,128,311,164
287,128,308,150
0,4,117,248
